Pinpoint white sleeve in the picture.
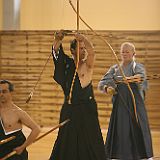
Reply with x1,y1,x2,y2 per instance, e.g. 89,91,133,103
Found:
52,46,60,60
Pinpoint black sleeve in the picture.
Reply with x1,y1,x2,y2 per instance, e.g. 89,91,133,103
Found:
51,45,70,87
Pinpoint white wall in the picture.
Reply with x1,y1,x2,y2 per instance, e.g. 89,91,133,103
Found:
1,0,160,30
0,0,2,29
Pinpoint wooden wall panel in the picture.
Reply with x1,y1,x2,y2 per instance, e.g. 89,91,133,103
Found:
0,30,160,130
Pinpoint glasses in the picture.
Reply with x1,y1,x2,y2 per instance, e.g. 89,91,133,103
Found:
0,89,10,94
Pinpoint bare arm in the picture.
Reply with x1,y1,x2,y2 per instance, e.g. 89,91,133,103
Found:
75,34,95,68
14,110,40,154
84,37,95,68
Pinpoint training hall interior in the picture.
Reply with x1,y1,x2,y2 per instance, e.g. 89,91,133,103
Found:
0,0,160,159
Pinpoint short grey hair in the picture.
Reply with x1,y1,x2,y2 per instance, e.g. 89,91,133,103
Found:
120,42,136,54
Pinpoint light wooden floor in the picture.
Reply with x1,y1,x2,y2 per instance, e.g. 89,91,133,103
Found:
23,127,160,160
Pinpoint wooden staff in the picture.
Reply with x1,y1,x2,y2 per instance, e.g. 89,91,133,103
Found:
34,119,70,142
68,0,80,104
0,136,16,145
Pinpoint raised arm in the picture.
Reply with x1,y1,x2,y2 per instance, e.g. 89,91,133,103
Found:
51,30,67,86
75,34,95,68
53,30,64,52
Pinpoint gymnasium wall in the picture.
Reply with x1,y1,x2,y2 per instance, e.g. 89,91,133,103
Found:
0,30,160,130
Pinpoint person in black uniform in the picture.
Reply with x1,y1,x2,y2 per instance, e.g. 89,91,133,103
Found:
98,42,153,160
49,30,106,160
0,80,40,160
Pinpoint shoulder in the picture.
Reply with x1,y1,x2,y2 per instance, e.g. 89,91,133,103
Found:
135,62,145,68
13,104,28,117
135,61,143,66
